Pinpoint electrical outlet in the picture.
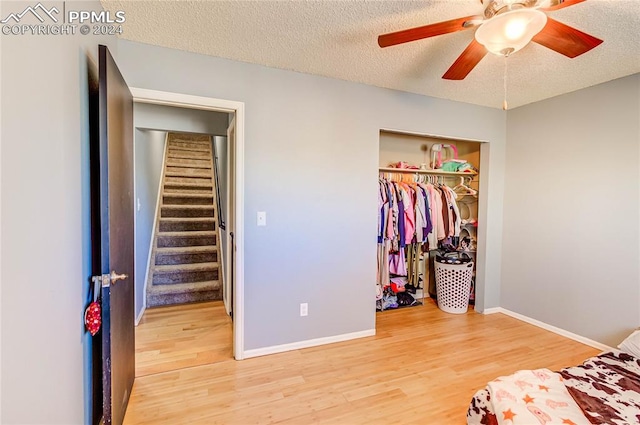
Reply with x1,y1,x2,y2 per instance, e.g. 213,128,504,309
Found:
300,303,308,317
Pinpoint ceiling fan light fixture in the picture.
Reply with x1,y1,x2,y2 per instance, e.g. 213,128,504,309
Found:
474,9,548,56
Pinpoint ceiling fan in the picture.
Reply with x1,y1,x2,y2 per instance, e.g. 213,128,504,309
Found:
378,0,603,80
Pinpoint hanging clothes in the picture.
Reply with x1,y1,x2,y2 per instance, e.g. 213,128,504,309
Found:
377,175,464,310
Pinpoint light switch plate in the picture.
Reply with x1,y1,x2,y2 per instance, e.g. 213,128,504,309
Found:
257,211,267,226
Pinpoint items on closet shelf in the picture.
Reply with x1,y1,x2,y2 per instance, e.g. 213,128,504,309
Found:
377,173,467,311
430,144,478,173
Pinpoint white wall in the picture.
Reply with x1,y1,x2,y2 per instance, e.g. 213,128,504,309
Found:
116,40,507,351
0,1,115,423
503,74,640,347
134,130,167,320
134,102,228,135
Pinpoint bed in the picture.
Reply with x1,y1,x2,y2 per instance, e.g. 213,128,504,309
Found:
467,331,640,425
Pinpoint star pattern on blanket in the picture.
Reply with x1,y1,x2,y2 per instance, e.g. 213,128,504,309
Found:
522,394,535,404
503,408,517,421
561,419,577,425
538,385,549,392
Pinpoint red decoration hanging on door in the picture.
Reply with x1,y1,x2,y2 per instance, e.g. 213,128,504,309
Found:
84,301,102,336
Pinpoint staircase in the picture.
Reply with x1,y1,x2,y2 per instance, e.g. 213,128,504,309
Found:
146,133,222,308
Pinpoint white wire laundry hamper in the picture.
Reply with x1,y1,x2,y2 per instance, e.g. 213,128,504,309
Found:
434,257,474,314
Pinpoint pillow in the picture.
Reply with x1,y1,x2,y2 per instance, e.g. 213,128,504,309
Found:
618,329,640,358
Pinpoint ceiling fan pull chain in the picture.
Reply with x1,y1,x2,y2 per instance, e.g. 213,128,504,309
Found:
503,55,508,110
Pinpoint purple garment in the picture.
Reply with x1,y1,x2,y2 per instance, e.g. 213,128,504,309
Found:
378,183,385,243
420,186,433,240
397,194,406,248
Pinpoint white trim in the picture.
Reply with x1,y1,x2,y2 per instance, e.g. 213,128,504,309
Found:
487,307,613,352
135,305,145,326
243,329,376,359
130,88,246,360
481,307,502,315
380,127,488,144
223,119,235,317
233,103,245,360
131,88,239,114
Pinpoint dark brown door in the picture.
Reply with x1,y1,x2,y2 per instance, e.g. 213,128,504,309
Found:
98,44,135,425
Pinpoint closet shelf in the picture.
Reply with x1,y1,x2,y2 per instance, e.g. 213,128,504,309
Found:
379,167,477,177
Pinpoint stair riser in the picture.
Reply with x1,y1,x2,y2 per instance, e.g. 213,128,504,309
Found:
161,207,214,218
147,289,221,307
166,158,212,169
157,235,216,248
153,269,219,285
168,150,211,159
169,138,211,147
159,221,215,232
164,176,212,186
165,167,211,178
172,134,210,142
155,251,218,266
169,142,210,151
164,186,213,194
163,195,214,205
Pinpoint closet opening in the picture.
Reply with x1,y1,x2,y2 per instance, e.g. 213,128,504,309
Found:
376,129,484,323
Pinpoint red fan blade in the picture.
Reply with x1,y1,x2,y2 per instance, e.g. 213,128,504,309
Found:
442,39,488,80
378,16,480,48
541,0,587,12
532,17,603,58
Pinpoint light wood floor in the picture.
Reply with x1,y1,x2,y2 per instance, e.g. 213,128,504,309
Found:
125,300,599,425
135,301,232,377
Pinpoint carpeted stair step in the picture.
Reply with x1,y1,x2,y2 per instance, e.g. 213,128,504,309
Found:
168,142,210,152
167,146,210,155
157,231,217,248
152,262,219,285
161,205,215,218
163,193,214,205
164,176,212,186
166,157,212,169
146,280,221,307
171,136,210,143
159,217,216,232
171,134,210,142
155,246,218,265
165,166,211,178
168,149,211,159
164,184,213,194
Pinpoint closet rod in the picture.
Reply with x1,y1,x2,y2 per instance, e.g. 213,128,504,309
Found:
378,167,477,177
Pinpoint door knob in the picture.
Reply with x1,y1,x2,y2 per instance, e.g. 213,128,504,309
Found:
110,271,128,284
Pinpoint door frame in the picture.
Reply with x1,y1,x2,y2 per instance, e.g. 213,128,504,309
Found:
223,117,236,317
130,88,246,360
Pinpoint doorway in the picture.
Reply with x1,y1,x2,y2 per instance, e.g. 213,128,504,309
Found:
131,88,246,363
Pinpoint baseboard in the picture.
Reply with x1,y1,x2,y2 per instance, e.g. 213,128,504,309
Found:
135,305,145,326
243,329,376,359
481,307,502,315
489,307,613,352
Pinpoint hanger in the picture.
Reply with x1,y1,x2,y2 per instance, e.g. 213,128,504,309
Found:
453,176,478,196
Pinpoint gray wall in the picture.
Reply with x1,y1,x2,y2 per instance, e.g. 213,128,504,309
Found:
503,74,640,347
0,1,115,423
134,102,229,135
134,130,167,319
116,40,507,351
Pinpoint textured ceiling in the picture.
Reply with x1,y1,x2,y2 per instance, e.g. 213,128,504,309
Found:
101,0,640,109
